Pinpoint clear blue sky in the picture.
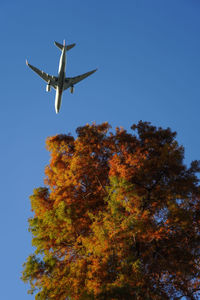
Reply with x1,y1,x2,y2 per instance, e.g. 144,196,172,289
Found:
1,1,200,299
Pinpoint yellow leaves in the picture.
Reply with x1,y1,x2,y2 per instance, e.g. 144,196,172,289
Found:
85,274,102,296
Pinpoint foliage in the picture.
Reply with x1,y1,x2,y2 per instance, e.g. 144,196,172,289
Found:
22,121,200,299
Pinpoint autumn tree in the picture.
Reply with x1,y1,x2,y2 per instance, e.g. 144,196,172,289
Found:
22,121,200,300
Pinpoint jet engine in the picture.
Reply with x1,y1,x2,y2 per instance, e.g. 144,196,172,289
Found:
70,85,74,94
46,83,51,92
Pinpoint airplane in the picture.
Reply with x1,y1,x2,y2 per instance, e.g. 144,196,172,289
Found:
26,40,97,113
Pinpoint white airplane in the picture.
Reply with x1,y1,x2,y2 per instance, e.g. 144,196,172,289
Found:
26,40,97,113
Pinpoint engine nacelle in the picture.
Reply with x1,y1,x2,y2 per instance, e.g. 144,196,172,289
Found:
70,85,74,94
46,83,51,92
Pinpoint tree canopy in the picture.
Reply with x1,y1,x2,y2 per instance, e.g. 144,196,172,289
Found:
22,121,200,299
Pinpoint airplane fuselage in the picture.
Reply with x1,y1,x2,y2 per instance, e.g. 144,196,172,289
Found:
55,46,66,113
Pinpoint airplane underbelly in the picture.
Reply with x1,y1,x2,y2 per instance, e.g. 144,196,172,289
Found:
55,88,62,114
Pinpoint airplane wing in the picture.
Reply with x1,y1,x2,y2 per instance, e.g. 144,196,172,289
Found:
26,60,58,89
64,69,97,90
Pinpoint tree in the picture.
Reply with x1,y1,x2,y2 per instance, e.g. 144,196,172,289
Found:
22,121,200,300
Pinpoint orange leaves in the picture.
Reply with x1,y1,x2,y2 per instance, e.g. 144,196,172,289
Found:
23,121,200,299
109,141,146,181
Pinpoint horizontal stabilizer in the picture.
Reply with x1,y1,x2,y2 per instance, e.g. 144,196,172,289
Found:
66,43,76,51
54,41,76,51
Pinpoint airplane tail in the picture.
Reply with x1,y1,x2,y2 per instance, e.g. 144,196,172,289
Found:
54,41,76,51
